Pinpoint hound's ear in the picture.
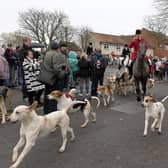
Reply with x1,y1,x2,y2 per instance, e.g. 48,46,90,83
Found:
149,96,156,102
28,101,38,111
56,91,63,97
151,98,157,102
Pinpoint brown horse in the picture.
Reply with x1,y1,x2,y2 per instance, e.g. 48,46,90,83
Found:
133,41,150,101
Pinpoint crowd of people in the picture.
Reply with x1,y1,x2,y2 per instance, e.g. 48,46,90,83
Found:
0,30,168,115
112,50,168,82
108,29,168,82
0,39,108,114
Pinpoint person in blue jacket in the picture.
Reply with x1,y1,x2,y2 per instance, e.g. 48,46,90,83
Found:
68,51,79,87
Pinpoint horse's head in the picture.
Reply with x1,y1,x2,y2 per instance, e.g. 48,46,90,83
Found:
138,41,147,58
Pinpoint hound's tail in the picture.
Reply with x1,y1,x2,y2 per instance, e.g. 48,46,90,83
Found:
161,96,168,103
64,100,87,113
91,96,100,108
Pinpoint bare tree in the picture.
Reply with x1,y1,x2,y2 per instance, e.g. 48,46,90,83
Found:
58,24,76,43
144,0,168,45
144,15,167,46
1,31,26,46
78,26,92,52
144,15,168,34
154,0,168,19
18,9,73,48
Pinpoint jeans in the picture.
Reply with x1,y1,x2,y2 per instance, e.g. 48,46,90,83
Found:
79,77,89,94
165,72,168,80
17,63,24,85
8,64,16,86
27,89,44,105
91,74,104,96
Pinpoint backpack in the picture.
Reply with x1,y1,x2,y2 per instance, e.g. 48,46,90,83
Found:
94,57,105,70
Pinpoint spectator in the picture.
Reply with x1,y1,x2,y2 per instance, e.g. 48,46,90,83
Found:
18,37,32,99
43,41,68,114
15,46,21,85
108,52,114,65
91,49,107,96
155,59,161,80
40,47,47,61
0,46,5,56
59,43,69,90
150,61,155,78
164,59,168,80
0,47,9,86
112,52,117,66
159,62,165,81
77,49,82,60
86,42,93,56
68,51,79,87
2,44,6,50
4,44,17,87
23,50,44,105
78,55,91,95
0,47,8,116
33,51,41,59
19,37,32,63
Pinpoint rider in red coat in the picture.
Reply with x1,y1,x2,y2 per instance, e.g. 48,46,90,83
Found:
128,29,148,78
129,29,148,61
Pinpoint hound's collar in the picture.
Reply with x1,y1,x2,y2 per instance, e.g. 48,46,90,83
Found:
64,93,73,100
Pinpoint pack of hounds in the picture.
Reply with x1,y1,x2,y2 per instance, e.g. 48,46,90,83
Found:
0,71,168,168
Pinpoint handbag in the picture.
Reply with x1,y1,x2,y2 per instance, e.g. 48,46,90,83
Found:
37,55,57,85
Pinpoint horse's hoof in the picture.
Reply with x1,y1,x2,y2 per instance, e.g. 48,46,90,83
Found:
136,97,141,102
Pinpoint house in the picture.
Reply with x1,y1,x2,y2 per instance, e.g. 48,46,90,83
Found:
90,28,168,58
91,32,126,56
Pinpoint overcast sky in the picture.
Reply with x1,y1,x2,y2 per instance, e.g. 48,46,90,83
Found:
0,0,156,35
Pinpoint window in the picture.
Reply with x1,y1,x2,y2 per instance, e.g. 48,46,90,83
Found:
116,44,121,51
104,43,109,49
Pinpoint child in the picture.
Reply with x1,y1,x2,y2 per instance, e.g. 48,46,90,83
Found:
23,50,44,105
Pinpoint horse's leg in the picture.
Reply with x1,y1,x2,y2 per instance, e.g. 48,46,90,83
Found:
141,78,148,98
134,79,141,102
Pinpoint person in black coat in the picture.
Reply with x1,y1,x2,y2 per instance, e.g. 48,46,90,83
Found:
4,44,17,87
122,44,130,64
119,44,130,70
86,42,93,56
122,44,130,57
90,49,107,96
78,55,91,95
18,37,32,99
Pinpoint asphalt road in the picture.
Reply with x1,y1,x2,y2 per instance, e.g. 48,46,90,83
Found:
0,81,168,168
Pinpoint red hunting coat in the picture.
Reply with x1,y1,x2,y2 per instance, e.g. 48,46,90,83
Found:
129,38,148,61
